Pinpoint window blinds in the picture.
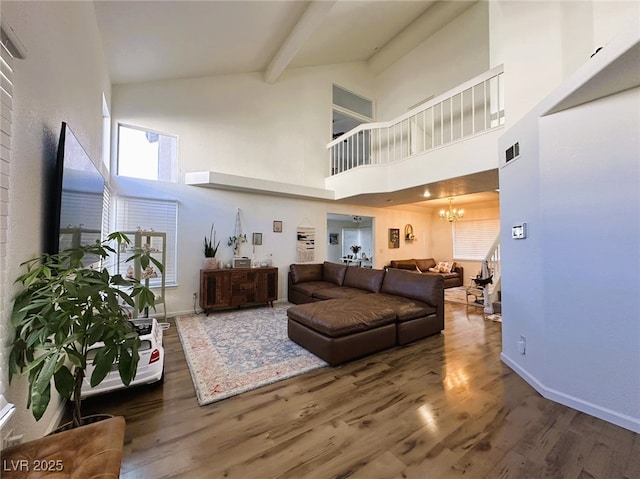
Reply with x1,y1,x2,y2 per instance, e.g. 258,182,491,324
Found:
0,24,17,422
452,219,500,261
115,196,178,285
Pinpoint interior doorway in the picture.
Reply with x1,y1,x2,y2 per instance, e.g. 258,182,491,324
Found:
327,213,374,267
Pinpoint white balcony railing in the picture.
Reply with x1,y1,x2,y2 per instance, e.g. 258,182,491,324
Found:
327,65,504,176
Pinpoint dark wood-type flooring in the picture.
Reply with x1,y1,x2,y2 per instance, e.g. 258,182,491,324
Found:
78,301,640,478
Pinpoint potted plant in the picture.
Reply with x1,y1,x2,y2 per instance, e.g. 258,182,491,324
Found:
8,232,163,429
227,233,247,257
203,223,220,269
350,244,362,258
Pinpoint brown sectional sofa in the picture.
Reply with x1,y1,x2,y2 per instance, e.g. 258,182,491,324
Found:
286,262,444,365
387,258,464,288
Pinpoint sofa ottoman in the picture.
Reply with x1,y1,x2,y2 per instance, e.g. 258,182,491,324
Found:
287,299,397,365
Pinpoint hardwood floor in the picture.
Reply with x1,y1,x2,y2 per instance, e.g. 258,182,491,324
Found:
78,302,640,478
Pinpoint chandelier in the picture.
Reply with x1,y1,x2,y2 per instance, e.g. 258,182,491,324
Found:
352,216,363,224
439,198,464,222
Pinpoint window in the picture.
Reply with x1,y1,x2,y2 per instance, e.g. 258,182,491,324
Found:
332,85,374,173
453,219,500,260
333,84,373,118
115,196,178,286
0,20,24,425
117,124,177,182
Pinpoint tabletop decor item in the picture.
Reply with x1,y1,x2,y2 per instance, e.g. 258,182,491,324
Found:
204,222,220,269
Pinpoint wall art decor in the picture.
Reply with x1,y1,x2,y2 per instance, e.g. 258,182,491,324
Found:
273,220,283,233
252,232,262,245
296,227,315,262
389,228,400,249
329,233,339,245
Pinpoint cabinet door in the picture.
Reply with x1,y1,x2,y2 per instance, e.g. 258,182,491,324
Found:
200,270,231,310
255,269,278,303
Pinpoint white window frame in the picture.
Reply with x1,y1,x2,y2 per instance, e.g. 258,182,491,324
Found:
117,123,178,183
453,219,500,261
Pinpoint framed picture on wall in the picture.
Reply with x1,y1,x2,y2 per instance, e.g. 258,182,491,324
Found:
329,233,339,245
273,220,283,233
389,228,400,249
252,232,263,245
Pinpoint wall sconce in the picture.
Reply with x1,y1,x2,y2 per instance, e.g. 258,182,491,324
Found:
404,224,415,241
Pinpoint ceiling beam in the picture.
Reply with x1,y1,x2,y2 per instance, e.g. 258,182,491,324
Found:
368,1,477,75
264,0,336,84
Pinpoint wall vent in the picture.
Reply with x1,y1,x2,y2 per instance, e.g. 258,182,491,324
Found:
505,141,520,163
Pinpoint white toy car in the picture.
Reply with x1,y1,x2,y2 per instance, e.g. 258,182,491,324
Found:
81,318,166,398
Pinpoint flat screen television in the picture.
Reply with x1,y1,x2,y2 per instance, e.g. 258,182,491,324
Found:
49,122,105,261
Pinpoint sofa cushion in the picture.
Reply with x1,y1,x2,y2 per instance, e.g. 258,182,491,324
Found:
290,263,323,284
415,258,436,272
322,261,348,285
381,268,444,307
291,281,339,297
389,259,418,271
342,267,385,292
354,293,436,321
287,299,395,338
313,287,372,300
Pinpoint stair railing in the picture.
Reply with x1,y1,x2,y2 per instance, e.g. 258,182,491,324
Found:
482,234,501,314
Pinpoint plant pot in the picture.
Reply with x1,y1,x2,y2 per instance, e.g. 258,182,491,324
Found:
51,413,114,434
203,257,218,269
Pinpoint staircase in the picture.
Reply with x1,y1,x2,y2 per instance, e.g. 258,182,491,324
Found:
482,235,501,315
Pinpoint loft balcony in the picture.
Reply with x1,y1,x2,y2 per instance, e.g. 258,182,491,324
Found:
326,66,504,202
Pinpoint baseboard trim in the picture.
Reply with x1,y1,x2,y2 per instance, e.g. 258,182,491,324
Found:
500,352,640,434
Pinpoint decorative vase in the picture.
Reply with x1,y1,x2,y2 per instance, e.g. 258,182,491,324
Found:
203,257,218,269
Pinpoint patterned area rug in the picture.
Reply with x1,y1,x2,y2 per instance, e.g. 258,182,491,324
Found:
175,303,327,406
445,286,483,307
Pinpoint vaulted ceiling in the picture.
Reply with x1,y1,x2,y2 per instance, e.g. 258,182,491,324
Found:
93,0,495,209
93,0,476,84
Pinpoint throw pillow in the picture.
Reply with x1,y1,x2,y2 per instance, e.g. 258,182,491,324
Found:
428,267,440,273
437,261,454,273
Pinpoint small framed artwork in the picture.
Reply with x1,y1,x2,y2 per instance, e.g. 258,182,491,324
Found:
389,228,400,249
273,220,283,233
252,232,263,245
329,233,339,245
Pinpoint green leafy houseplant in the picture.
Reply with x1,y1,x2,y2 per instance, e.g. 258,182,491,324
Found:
9,232,164,428
227,234,246,256
204,223,220,258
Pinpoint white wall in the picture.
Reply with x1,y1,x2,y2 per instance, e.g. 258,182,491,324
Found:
496,2,640,433
2,1,111,441
374,1,490,119
499,81,640,432
113,63,374,189
489,0,640,127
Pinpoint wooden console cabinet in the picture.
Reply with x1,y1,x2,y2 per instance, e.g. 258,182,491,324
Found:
200,267,278,314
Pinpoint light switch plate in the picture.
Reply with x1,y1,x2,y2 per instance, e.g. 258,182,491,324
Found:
512,223,527,239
